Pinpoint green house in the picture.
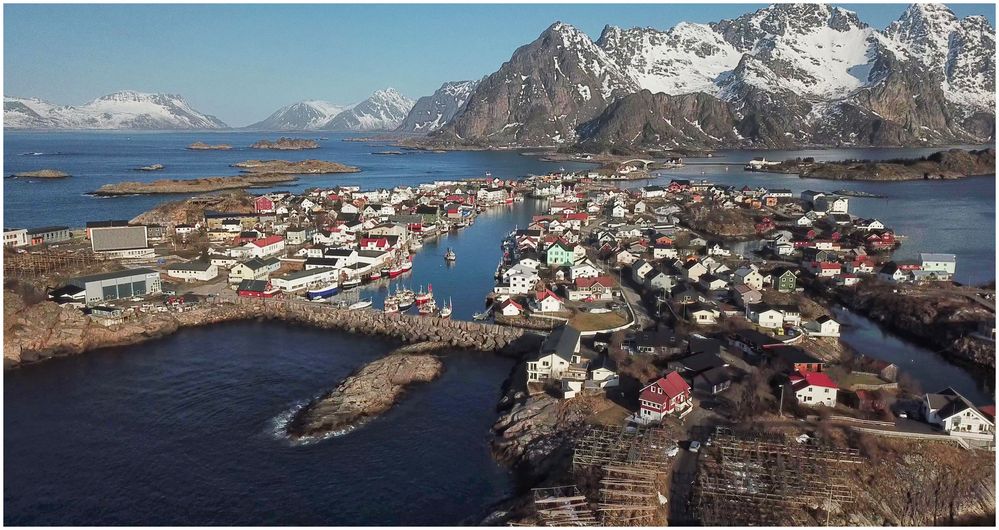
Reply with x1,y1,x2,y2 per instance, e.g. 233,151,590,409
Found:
546,241,576,267
775,268,797,293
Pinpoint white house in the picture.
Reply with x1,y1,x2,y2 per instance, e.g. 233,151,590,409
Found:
533,289,565,313
570,261,600,281
244,235,285,258
922,387,995,437
790,371,838,407
805,315,841,337
752,306,784,329
165,261,218,282
919,253,957,277
526,325,582,382
499,298,524,317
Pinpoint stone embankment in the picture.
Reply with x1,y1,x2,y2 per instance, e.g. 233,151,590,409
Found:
285,344,446,440
3,294,531,369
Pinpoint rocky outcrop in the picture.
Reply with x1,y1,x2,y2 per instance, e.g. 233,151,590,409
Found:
10,169,70,179
680,204,761,239
231,159,360,174
91,174,297,195
250,137,319,150
3,295,530,369
285,347,445,440
129,192,254,226
187,142,231,150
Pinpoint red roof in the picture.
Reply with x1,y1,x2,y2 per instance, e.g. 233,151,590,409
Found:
535,289,562,302
979,405,995,420
250,235,284,248
500,299,523,310
640,371,691,405
575,276,614,289
790,370,837,390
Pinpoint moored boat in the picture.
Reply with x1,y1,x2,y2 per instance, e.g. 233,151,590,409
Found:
414,284,434,306
400,260,413,272
438,298,453,319
369,271,382,281
444,248,456,261
387,265,404,278
342,277,362,289
307,282,340,300
348,298,373,310
418,298,437,316
383,297,400,313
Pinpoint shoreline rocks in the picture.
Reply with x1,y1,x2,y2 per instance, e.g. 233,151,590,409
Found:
285,347,445,440
231,159,360,174
3,295,530,369
251,137,319,150
187,142,232,150
91,174,297,196
10,169,70,179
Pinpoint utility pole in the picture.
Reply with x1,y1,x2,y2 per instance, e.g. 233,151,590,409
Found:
779,384,785,418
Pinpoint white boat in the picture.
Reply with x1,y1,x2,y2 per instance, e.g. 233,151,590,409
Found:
444,248,456,261
410,238,423,250
348,299,373,310
342,277,362,289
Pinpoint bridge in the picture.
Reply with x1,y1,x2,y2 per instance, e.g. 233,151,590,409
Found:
620,159,655,169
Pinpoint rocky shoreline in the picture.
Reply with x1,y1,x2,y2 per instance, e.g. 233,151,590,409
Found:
758,148,996,181
285,343,447,441
9,169,70,179
231,159,360,174
187,142,232,150
90,173,298,196
3,294,534,369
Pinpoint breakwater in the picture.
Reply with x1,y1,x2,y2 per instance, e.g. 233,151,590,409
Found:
3,294,533,369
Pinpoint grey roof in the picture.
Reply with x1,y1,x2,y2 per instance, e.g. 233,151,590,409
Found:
167,260,213,272
540,324,582,362
74,268,157,284
278,267,336,281
92,225,148,252
237,279,270,292
26,226,68,234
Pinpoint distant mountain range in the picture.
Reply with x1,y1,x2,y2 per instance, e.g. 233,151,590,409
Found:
3,91,226,129
436,3,996,149
5,4,994,150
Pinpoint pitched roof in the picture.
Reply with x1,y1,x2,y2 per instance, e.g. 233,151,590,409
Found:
790,370,837,390
250,235,284,248
640,371,690,405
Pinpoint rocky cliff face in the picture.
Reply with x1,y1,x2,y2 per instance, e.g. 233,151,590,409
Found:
437,22,638,146
435,3,995,149
395,80,478,133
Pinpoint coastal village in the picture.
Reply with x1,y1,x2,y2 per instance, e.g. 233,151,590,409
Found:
3,155,996,526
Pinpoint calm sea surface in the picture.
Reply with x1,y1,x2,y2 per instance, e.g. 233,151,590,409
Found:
2,133,995,523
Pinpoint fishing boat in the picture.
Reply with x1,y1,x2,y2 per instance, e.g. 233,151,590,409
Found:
380,266,391,276
472,311,489,321
368,271,382,281
306,281,339,300
438,299,453,319
348,298,373,310
400,260,413,273
444,248,456,261
418,298,437,316
383,297,400,313
397,289,415,310
415,284,434,306
387,264,404,278
410,238,423,250
342,277,362,289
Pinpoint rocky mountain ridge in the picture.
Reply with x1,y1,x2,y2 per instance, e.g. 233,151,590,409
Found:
434,3,995,149
395,80,479,133
4,90,227,129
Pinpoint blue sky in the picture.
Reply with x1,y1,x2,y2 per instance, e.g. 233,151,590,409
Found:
4,3,995,126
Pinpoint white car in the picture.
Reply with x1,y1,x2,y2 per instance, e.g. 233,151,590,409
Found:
667,446,680,458
689,441,701,453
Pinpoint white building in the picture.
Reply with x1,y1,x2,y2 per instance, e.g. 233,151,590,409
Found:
922,387,995,437
165,261,218,282
270,267,339,292
790,371,838,407
919,253,957,277
3,228,28,247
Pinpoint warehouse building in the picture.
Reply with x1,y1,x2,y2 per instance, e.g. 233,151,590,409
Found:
3,228,28,247
270,267,338,293
165,260,219,282
26,226,71,245
91,225,155,259
70,268,162,305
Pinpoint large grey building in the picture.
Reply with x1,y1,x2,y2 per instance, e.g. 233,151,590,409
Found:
91,225,148,252
70,268,162,305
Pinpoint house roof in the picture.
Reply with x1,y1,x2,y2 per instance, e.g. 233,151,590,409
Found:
539,324,581,362
771,345,822,365
574,276,614,289
250,235,284,248
237,279,270,292
790,370,837,390
640,371,691,405
678,351,726,373
926,387,989,422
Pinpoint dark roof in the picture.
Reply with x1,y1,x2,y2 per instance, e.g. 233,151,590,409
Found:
26,225,69,234
73,268,157,285
697,366,735,387
633,327,680,349
86,220,129,228
541,324,582,362
731,329,781,348
927,387,982,420
771,346,822,365
678,351,726,373
167,260,213,272
237,279,270,292
688,336,722,356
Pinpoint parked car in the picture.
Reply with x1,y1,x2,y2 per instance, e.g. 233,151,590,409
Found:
689,441,701,453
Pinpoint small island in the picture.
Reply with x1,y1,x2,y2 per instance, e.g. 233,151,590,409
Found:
187,142,232,151
231,159,360,174
372,150,404,156
750,148,996,181
10,169,70,179
136,164,165,171
284,349,444,441
91,173,297,196
250,137,319,150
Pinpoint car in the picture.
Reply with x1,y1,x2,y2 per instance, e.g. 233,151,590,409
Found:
666,445,680,457
689,441,701,453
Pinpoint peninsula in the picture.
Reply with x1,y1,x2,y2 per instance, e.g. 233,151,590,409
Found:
231,159,360,174
250,137,319,150
750,148,996,181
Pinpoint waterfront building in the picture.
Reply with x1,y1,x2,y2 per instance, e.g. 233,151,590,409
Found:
3,228,28,247
26,226,71,245
70,268,162,305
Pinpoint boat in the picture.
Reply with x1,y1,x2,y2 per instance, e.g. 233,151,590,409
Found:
383,297,400,313
472,311,489,321
369,271,382,281
410,238,423,250
387,265,404,278
444,248,456,261
306,282,339,300
415,284,434,306
438,299,453,319
400,260,413,273
348,298,373,310
418,298,437,316
380,267,391,276
342,277,362,289
397,289,415,310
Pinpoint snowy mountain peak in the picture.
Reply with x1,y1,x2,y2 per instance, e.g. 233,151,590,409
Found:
321,88,414,131
247,100,351,130
396,80,479,133
4,91,226,129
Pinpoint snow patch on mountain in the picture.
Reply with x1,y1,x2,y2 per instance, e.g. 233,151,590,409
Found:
248,100,352,130
322,88,414,131
396,80,478,133
4,90,226,129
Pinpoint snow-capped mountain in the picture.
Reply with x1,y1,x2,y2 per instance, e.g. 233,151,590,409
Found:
321,88,414,131
437,3,995,149
437,22,639,145
395,80,479,133
3,91,226,129
247,100,351,130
